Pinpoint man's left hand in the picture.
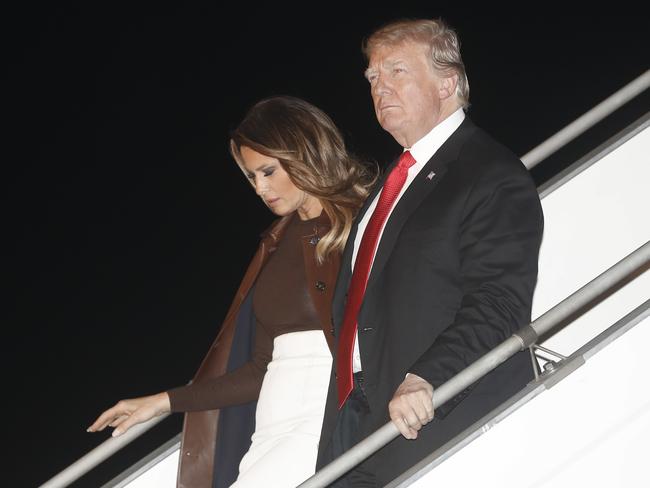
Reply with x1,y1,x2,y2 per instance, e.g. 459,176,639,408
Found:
388,374,434,439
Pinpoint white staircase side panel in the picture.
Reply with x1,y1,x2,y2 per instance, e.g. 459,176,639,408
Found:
532,123,650,355
118,449,177,488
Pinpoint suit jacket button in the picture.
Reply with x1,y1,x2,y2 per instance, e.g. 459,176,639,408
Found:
315,280,326,292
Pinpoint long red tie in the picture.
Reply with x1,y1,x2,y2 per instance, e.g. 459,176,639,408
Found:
336,150,416,408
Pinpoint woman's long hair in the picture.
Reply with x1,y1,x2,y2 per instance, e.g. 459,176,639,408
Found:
230,95,377,263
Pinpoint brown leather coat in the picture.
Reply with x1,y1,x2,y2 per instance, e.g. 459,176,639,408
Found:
176,214,340,488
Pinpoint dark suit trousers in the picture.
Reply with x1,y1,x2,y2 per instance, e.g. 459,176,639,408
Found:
320,372,377,487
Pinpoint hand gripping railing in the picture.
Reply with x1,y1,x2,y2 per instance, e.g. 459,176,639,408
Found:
298,240,650,488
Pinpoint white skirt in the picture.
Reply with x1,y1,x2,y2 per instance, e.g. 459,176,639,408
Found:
230,330,332,488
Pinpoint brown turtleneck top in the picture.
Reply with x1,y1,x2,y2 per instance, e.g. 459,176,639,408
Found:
168,212,328,412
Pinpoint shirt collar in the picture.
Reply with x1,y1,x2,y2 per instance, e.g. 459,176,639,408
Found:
406,108,465,167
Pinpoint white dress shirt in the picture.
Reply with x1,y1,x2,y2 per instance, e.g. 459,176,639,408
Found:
350,108,466,372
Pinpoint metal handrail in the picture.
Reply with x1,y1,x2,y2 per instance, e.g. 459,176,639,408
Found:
387,298,650,488
521,70,650,169
38,72,649,488
40,414,170,488
298,240,650,487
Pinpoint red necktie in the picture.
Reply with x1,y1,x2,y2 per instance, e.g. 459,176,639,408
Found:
336,150,416,408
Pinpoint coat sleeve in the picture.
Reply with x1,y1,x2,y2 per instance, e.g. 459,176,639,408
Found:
168,311,272,411
409,159,543,392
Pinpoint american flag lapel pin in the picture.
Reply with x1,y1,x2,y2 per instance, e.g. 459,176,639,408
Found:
426,171,435,180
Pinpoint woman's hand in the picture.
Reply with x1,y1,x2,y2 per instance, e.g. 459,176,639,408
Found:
87,392,171,437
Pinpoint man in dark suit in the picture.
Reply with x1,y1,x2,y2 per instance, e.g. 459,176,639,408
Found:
316,18,544,486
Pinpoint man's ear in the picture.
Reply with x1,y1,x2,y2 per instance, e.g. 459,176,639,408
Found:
438,73,458,100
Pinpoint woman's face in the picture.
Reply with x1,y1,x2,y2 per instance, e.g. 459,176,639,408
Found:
239,146,322,220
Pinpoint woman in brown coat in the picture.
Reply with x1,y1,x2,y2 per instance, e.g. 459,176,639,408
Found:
88,95,376,487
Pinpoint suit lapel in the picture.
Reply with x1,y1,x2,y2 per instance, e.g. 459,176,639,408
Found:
332,174,386,321
364,118,476,292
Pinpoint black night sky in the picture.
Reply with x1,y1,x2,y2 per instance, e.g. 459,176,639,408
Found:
5,5,648,487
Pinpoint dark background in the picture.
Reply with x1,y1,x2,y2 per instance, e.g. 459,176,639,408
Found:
4,5,648,487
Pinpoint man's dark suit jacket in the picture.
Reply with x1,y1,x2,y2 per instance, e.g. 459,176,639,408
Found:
316,117,544,485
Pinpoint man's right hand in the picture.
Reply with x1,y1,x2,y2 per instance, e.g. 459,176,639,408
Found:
388,374,434,439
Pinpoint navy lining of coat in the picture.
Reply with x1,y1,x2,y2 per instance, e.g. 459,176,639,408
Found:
212,289,257,488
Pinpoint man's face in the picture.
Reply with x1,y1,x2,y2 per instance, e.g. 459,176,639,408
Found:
365,41,443,148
